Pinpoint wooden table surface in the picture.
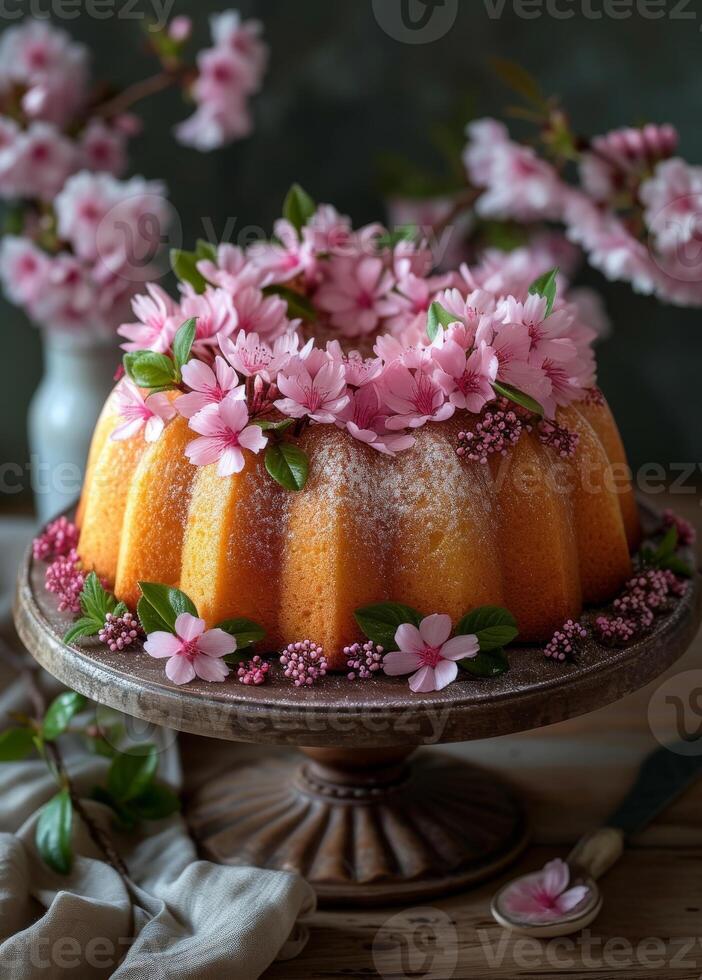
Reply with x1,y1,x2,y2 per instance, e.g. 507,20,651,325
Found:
184,491,702,980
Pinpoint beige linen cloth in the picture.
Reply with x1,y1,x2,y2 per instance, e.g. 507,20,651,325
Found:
0,669,316,980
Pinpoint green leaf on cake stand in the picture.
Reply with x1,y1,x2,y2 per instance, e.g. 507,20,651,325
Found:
265,442,309,491
138,583,198,633
454,605,519,652
639,526,693,578
217,618,266,650
354,602,423,651
459,649,510,678
528,266,559,315
283,182,316,233
63,573,126,644
426,300,456,342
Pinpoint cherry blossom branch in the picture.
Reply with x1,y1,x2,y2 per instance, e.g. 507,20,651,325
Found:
93,67,192,120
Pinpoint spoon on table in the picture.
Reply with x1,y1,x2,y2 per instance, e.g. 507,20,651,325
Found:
491,741,702,938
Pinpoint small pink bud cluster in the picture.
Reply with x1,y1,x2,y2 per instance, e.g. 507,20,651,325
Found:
98,611,143,652
248,375,280,417
595,568,687,646
344,640,384,680
280,640,327,687
662,509,696,548
237,655,270,686
544,619,588,662
44,549,85,613
538,419,579,459
33,517,79,561
591,124,678,171
457,409,524,464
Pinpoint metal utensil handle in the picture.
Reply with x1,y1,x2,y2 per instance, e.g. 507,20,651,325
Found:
567,828,625,880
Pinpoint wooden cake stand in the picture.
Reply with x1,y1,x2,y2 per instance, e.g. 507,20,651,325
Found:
14,506,702,906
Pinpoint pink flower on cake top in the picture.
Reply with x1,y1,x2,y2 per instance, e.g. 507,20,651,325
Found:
111,381,176,444
185,394,268,477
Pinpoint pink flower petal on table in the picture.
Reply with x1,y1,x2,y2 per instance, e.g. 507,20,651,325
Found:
394,623,424,654
432,659,459,690
542,858,570,897
166,656,196,685
382,651,422,675
193,654,230,683
197,628,237,658
175,613,206,642
440,634,480,660
418,613,452,648
557,886,591,913
144,631,182,659
408,665,437,693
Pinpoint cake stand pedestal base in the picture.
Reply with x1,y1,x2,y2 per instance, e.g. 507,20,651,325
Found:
185,746,529,907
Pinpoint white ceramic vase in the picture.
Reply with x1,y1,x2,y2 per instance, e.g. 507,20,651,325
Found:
28,332,119,524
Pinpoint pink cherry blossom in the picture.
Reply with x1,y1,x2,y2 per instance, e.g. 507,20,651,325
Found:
230,284,292,340
248,220,315,285
326,340,383,386
175,99,252,152
336,383,414,456
111,381,176,443
382,363,454,430
0,235,50,306
640,158,702,256
177,356,242,418
500,294,574,361
274,354,349,423
197,243,264,292
303,204,353,253
499,859,590,924
483,321,551,406
210,11,268,74
220,329,298,380
9,123,76,202
179,285,238,350
377,274,445,344
79,119,128,176
464,118,566,223
383,614,479,693
144,612,235,685
432,340,498,413
316,255,396,337
185,394,268,477
168,16,193,43
118,283,179,353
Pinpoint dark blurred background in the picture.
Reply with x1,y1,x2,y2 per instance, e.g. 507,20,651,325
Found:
2,0,701,505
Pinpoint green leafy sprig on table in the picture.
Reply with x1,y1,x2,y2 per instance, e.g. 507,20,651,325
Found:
354,602,519,679
63,573,127,645
0,690,179,874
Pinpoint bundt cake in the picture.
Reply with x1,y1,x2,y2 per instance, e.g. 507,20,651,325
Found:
68,192,644,676
76,386,640,671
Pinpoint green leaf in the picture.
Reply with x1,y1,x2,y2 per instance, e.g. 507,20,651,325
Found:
426,301,457,342
91,786,137,831
459,649,510,679
376,225,418,249
36,789,73,875
265,443,309,492
130,783,181,821
656,526,679,561
42,691,87,741
0,727,36,762
138,583,198,632
136,595,171,635
661,555,694,579
195,239,218,262
63,617,101,645
354,602,423,651
282,183,316,233
172,317,197,373
123,351,178,390
490,57,549,111
170,247,207,293
79,572,117,624
492,381,544,418
108,744,158,803
216,618,266,648
454,606,519,653
252,417,295,433
528,267,559,316
263,285,317,322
